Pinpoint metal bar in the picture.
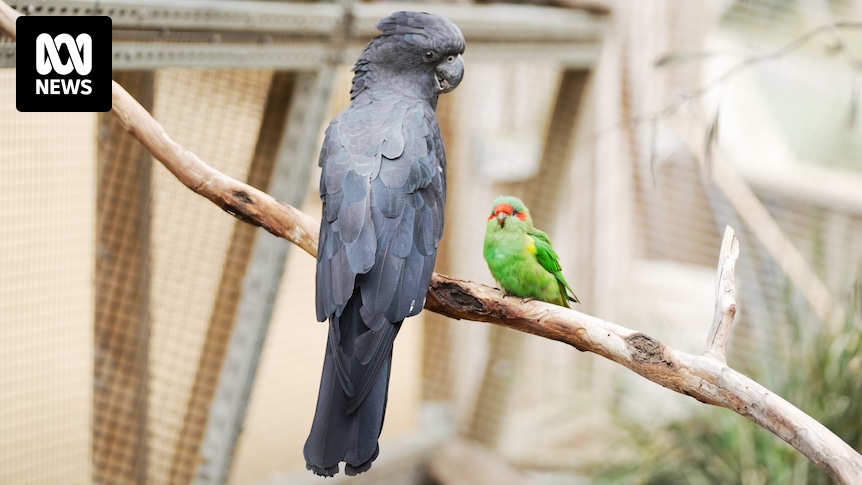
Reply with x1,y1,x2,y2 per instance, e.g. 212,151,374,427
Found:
111,43,331,70
6,0,604,40
0,0,607,68
7,0,341,33
1,40,601,69
94,70,154,485
525,69,591,223
352,2,607,42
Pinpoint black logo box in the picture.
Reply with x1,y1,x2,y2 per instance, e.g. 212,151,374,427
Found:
16,16,112,112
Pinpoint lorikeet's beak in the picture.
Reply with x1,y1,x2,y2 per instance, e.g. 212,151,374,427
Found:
496,211,507,228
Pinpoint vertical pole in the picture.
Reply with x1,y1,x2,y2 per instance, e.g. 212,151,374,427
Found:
94,70,154,485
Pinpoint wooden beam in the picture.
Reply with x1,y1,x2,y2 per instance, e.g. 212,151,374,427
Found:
525,69,590,226
94,70,154,485
167,71,296,485
165,68,334,485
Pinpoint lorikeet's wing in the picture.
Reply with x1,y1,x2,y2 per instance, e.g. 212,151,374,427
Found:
528,229,580,305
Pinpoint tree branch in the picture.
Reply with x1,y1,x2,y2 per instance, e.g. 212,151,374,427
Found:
1,3,860,482
425,274,862,482
109,79,322,259
0,0,17,41
704,225,739,363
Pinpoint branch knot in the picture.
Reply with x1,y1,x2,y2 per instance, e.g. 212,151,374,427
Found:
625,333,666,366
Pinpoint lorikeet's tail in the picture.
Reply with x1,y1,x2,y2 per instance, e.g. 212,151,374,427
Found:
303,297,399,477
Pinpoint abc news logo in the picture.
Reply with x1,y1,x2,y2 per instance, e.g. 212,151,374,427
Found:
36,33,94,95
17,16,111,112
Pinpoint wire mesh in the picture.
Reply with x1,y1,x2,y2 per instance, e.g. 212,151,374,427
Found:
94,70,153,485
0,69,93,484
3,1,861,484
146,68,271,484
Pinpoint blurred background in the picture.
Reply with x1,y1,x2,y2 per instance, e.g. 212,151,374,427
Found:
1,0,861,484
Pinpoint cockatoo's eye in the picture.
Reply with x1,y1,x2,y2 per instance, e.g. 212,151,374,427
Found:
423,51,435,61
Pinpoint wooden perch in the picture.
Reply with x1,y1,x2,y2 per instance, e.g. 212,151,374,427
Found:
423,276,862,484
1,2,860,482
110,79,322,258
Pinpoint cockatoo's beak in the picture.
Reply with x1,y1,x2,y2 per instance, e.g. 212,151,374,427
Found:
436,54,464,94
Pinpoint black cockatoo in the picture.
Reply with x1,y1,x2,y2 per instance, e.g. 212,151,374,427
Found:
305,11,465,477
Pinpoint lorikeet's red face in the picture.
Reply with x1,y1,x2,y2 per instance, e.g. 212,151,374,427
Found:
488,202,526,228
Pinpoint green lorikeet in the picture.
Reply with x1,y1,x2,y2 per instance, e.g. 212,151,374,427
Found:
483,196,579,307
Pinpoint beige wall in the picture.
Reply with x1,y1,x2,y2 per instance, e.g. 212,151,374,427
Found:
0,69,94,484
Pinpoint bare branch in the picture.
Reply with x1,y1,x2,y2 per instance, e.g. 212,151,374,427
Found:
110,80,321,259
704,225,739,362
0,0,19,40
425,274,862,483
1,4,860,482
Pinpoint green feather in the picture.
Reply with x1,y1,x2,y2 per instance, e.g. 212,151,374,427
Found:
483,196,579,308
529,230,580,305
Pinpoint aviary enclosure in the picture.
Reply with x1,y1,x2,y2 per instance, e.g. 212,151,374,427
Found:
1,0,861,484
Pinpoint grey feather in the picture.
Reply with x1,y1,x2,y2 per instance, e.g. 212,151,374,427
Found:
344,221,376,274
370,178,407,218
307,9,464,478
